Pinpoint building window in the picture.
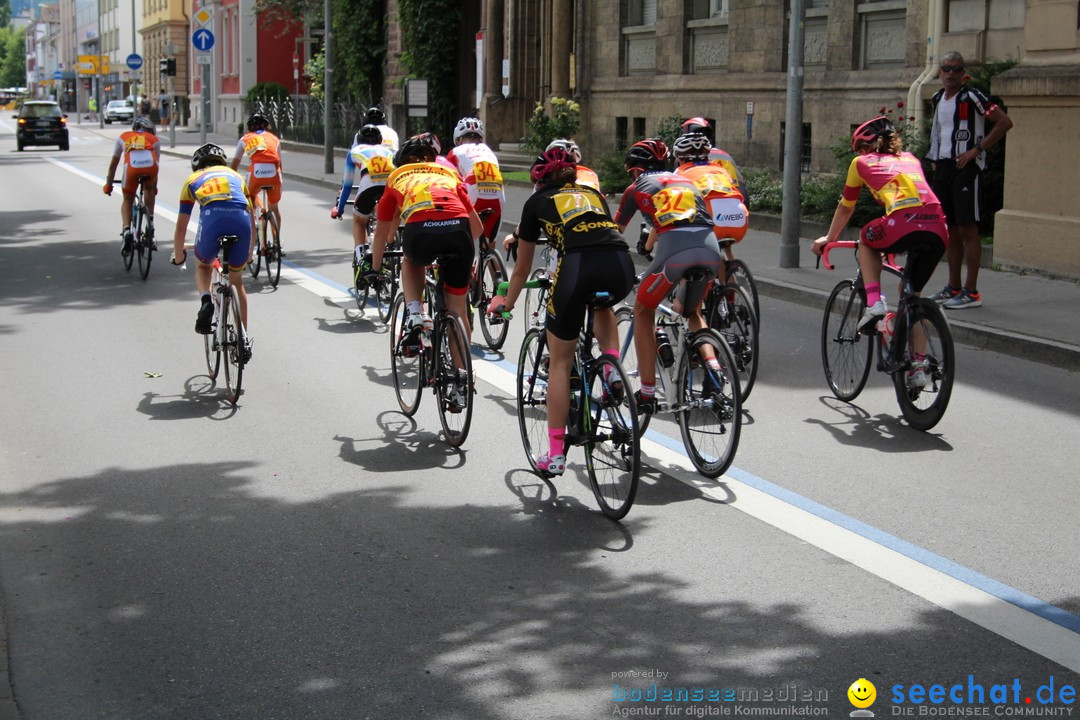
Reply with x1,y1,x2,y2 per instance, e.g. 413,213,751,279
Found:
616,117,628,150
628,0,657,25
623,0,656,75
779,122,812,172
857,0,907,69
633,117,646,142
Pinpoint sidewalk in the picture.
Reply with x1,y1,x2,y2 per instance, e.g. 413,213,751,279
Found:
162,128,1080,372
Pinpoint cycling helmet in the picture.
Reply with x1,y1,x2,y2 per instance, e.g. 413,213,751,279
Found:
453,116,485,142
191,143,228,172
545,138,582,163
354,124,382,146
364,106,386,125
530,147,576,185
851,116,895,152
624,139,669,172
394,132,440,166
681,116,710,134
672,132,712,162
246,113,269,132
132,116,155,133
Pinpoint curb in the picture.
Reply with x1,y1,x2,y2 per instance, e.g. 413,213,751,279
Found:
0,591,19,720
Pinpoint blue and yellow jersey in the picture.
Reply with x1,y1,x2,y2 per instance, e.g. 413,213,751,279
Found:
179,166,251,215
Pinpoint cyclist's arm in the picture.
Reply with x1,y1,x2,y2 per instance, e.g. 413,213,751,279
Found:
335,154,358,216
172,205,192,262
613,185,639,233
104,155,121,191
499,238,536,312
812,201,856,256
229,139,244,171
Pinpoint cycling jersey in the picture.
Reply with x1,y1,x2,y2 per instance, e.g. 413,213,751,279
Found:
707,147,746,192
180,166,252,271
575,166,601,191
518,181,628,256
447,142,504,239
335,143,396,216
377,162,473,224
614,170,713,234
841,151,939,216
927,85,999,169
112,130,160,196
234,129,283,203
373,123,399,152
677,161,749,242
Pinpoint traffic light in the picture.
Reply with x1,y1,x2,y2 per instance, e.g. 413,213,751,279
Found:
159,58,169,75
166,58,176,77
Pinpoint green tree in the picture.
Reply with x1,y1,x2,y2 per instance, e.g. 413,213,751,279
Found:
0,0,11,28
397,0,461,142
0,27,26,89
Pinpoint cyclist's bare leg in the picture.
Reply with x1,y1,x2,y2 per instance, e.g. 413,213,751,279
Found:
856,242,884,300
194,261,213,295
144,184,157,218
544,332,576,437
400,259,425,309
352,213,368,250
229,269,249,329
633,301,658,388
269,201,282,240
594,307,620,357
120,194,133,229
444,290,472,364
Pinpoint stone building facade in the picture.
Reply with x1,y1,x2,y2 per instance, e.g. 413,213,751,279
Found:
382,0,1079,275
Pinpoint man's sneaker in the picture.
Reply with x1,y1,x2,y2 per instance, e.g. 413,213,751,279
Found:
535,453,566,477
931,284,960,304
121,229,134,257
859,298,888,333
943,289,982,309
907,354,929,389
195,298,214,334
633,390,657,414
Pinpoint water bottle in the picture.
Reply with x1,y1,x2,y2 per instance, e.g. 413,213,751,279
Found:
656,328,674,368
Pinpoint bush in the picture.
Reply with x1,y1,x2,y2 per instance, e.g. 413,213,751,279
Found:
654,116,683,148
742,168,783,215
596,148,632,196
521,97,581,155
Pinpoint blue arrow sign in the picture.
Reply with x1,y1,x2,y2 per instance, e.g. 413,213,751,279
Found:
126,53,143,70
193,29,215,52
53,70,63,80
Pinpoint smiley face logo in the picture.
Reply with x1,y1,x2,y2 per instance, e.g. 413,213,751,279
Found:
848,678,877,709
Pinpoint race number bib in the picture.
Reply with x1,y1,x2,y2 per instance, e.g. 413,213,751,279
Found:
881,173,922,214
652,186,698,226
364,154,393,184
243,136,267,157
553,191,607,224
471,160,503,198
194,176,234,205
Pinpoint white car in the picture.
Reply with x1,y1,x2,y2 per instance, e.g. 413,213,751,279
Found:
104,100,134,124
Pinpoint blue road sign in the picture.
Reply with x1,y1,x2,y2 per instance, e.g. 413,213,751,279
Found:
126,53,143,70
53,70,63,80
192,29,215,52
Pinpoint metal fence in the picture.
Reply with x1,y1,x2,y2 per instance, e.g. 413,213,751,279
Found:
249,96,372,148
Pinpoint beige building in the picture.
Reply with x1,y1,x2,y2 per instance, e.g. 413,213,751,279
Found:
140,0,189,121
382,0,1078,276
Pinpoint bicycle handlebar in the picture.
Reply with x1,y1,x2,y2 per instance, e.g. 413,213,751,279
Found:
816,239,900,273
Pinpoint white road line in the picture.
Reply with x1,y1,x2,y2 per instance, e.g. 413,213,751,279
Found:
49,155,1080,673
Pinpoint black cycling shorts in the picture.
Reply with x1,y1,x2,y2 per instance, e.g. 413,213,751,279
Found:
401,218,475,292
353,185,385,216
546,249,635,341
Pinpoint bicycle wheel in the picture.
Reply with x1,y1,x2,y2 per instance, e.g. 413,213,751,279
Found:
477,250,510,350
221,285,245,404
708,284,759,402
893,298,955,431
203,273,222,380
584,355,641,520
726,258,760,319
435,311,474,447
352,256,371,312
248,215,262,278
516,328,550,473
676,329,741,478
389,293,423,416
375,257,398,324
123,203,136,272
821,279,873,401
264,212,282,288
522,268,548,331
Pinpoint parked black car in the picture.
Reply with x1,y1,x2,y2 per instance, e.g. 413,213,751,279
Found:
15,101,69,151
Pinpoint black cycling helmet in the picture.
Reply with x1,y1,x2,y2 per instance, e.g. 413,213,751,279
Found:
394,132,440,166
364,106,386,125
624,139,669,173
672,132,712,163
355,124,382,146
132,116,155,133
192,143,228,172
246,113,270,132
851,116,896,152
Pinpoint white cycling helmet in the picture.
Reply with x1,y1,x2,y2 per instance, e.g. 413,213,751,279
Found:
545,138,582,163
453,117,485,142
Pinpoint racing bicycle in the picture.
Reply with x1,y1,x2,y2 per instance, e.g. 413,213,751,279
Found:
247,186,283,288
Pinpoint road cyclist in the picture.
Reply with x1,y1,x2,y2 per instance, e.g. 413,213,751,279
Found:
231,113,283,264
679,116,746,193
489,146,636,477
170,143,254,365
360,106,399,153
103,116,160,259
446,117,505,244
330,123,396,292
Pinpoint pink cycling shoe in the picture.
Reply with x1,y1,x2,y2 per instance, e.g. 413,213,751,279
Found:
535,454,566,477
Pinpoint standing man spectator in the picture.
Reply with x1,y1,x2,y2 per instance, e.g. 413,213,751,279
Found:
926,51,1014,309
158,90,170,127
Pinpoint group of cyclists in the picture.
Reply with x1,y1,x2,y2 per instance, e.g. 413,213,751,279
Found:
103,98,951,478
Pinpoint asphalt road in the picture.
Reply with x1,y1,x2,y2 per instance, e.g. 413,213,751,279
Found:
1,120,1078,720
